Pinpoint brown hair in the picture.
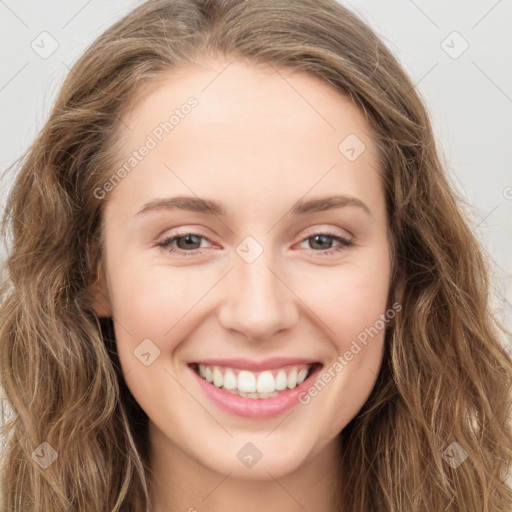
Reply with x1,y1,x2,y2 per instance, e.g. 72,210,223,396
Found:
1,0,511,510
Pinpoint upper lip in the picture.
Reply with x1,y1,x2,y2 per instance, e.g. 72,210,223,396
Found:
189,357,321,372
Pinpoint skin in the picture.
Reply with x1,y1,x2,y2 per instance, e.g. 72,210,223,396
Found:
90,58,391,512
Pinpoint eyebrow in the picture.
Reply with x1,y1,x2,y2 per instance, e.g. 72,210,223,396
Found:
135,195,372,217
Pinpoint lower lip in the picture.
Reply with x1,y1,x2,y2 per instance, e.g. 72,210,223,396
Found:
189,364,322,419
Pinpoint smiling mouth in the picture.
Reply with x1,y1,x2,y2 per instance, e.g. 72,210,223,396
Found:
189,362,322,399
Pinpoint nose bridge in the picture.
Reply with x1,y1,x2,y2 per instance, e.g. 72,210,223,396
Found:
218,237,297,340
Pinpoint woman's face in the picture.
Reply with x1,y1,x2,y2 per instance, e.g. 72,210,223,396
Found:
94,59,391,480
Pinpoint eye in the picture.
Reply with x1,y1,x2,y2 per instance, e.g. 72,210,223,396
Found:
156,232,212,256
297,231,353,256
156,230,353,257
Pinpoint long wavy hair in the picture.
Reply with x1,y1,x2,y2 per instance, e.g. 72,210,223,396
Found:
1,0,511,510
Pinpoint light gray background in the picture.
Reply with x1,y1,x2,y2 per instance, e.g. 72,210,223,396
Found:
0,0,511,358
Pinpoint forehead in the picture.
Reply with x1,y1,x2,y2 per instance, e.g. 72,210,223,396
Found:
107,59,383,218
121,58,376,147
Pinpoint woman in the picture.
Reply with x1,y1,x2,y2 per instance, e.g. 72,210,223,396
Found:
1,0,511,510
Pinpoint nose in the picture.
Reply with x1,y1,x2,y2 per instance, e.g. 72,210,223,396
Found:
217,249,298,342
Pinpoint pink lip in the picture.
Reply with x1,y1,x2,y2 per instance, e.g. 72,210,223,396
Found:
190,357,318,372
188,362,323,420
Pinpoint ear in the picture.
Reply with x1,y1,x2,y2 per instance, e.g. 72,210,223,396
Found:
85,261,112,317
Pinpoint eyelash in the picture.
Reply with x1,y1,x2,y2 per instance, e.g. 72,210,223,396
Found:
156,230,353,257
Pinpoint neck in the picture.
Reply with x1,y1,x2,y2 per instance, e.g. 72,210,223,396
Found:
147,421,342,512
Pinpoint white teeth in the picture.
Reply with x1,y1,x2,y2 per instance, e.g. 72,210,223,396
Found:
275,369,287,390
256,371,275,393
287,367,297,389
212,366,223,387
195,363,315,397
297,368,308,385
238,370,256,393
223,369,237,390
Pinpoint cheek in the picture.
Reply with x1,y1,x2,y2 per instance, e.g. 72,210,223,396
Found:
108,257,198,331
107,259,217,373
108,263,202,406
300,259,390,348
301,268,389,434
302,255,390,427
